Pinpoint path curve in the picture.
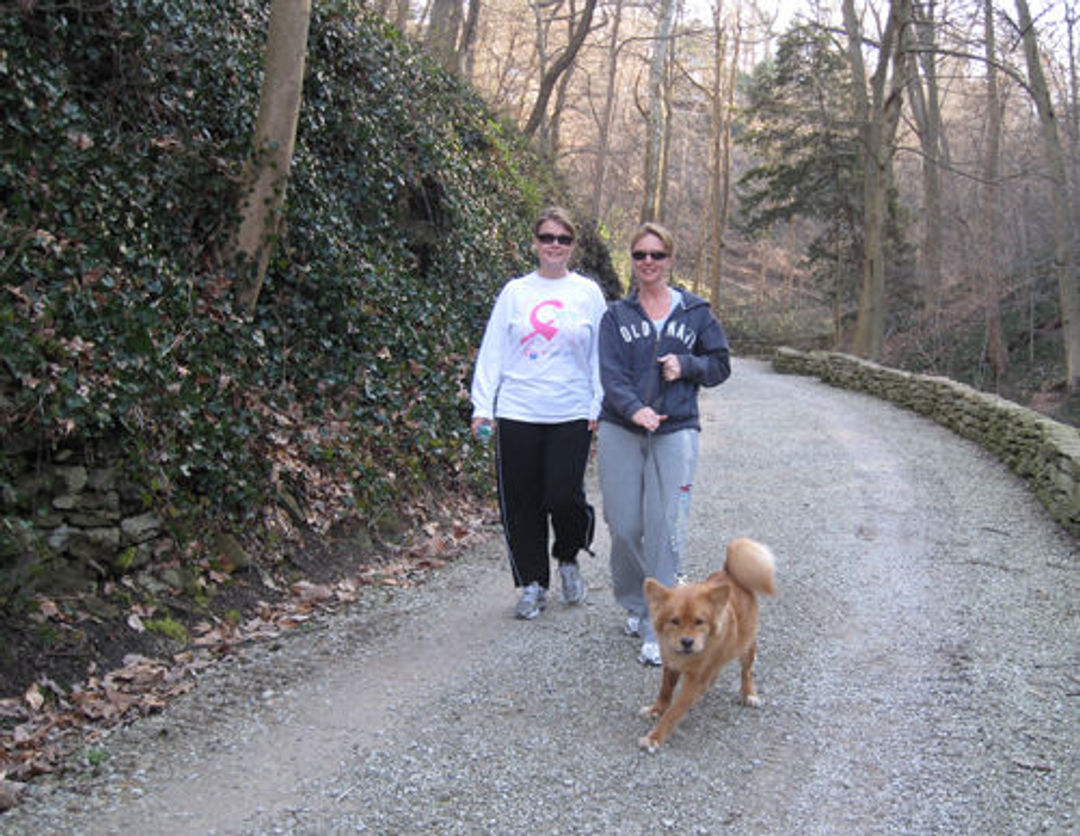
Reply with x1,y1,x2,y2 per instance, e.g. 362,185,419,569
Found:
3,358,1076,834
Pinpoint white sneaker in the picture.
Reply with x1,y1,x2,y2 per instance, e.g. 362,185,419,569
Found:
514,582,548,620
638,640,662,667
624,614,641,637
558,562,587,605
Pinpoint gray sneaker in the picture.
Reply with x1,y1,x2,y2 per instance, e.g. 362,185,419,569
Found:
514,582,548,620
558,562,587,605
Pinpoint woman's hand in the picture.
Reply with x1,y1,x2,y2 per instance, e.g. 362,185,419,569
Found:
471,417,493,439
657,354,682,382
631,406,667,432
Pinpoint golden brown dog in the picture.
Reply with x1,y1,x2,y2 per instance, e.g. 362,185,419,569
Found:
638,537,777,752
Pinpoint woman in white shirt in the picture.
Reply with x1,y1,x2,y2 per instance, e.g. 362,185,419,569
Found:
470,207,608,619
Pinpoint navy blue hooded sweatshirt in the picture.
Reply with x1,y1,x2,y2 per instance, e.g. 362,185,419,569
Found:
598,286,730,434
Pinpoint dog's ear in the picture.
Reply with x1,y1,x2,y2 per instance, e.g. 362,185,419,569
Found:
705,582,731,611
643,577,667,608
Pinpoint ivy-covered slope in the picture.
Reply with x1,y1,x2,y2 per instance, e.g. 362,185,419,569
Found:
1,3,565,581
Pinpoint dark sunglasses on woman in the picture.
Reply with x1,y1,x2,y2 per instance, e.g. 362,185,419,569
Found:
631,250,668,261
536,233,575,246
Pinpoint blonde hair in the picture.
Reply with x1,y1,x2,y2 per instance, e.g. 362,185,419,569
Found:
534,206,577,240
630,221,675,256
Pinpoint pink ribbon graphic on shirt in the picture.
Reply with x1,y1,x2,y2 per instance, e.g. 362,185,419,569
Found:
521,299,563,343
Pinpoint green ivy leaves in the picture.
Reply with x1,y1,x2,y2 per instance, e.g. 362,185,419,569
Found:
2,0,558,555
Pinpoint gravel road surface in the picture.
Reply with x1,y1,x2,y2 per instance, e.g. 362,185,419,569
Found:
3,357,1077,835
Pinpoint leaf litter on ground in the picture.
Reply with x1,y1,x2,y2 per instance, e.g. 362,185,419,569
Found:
0,500,494,809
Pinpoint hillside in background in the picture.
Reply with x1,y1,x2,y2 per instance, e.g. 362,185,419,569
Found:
714,240,1074,426
0,0,624,702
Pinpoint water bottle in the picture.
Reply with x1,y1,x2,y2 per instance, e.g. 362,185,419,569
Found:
477,423,493,444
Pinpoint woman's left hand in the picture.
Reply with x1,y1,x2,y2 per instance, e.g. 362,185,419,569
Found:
658,354,682,382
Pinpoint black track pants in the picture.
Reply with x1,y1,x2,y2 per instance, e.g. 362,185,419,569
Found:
495,418,594,589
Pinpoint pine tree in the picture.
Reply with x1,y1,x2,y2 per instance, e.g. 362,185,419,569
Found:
736,23,913,345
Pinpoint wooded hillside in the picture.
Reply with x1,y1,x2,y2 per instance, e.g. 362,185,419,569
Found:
0,1,605,699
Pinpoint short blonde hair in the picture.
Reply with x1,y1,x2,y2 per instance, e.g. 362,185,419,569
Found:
630,221,675,256
534,206,577,240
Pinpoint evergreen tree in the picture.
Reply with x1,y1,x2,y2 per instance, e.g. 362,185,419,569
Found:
736,24,913,341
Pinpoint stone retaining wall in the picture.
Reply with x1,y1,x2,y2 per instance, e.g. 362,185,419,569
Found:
772,347,1080,537
2,440,168,591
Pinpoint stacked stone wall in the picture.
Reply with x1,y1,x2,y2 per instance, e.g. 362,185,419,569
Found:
2,438,167,589
773,347,1080,537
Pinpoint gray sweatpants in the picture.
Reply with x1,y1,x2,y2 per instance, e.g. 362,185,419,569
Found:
597,420,700,626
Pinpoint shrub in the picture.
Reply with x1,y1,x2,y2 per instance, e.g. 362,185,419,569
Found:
1,0,565,583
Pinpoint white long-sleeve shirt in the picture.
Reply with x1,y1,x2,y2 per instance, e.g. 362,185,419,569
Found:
471,271,608,423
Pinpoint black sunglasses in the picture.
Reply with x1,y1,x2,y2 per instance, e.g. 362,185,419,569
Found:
536,233,574,246
631,250,669,261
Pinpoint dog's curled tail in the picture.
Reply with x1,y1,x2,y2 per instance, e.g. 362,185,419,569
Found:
725,537,777,596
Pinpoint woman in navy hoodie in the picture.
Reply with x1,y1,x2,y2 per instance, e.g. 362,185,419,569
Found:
597,221,731,666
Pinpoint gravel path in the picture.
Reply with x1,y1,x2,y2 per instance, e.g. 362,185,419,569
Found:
3,357,1077,835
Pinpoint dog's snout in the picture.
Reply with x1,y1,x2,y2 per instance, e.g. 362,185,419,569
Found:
680,636,695,650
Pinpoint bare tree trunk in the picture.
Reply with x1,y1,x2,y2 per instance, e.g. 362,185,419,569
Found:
982,0,1007,383
460,0,481,78
393,0,411,33
550,53,576,155
1016,0,1080,394
426,0,462,72
523,0,598,138
704,3,738,307
529,0,553,142
1066,5,1080,236
844,0,910,360
377,0,412,30
550,2,587,155
658,27,677,218
706,6,726,304
709,8,739,308
588,0,625,222
833,233,844,347
905,0,944,309
640,0,676,222
233,0,311,317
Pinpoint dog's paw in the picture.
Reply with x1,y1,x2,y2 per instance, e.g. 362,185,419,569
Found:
638,734,660,753
742,693,761,708
639,704,661,718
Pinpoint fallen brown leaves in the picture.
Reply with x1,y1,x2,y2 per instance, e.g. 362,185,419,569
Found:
0,653,209,788
0,504,494,807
